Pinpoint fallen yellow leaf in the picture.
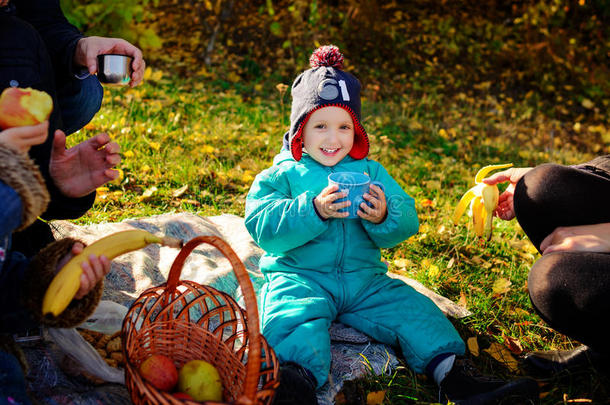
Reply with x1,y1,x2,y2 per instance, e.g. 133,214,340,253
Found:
172,184,188,198
483,342,519,372
394,258,411,268
138,186,158,202
458,291,467,308
492,278,512,295
467,336,479,356
366,390,386,405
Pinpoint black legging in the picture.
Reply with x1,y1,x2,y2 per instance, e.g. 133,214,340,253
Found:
513,156,610,354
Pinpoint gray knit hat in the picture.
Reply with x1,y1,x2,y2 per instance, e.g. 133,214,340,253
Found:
288,45,369,161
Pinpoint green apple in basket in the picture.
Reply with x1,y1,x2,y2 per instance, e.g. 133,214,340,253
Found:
177,359,223,402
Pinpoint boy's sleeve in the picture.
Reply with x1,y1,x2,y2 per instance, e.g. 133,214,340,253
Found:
361,162,419,248
245,168,329,254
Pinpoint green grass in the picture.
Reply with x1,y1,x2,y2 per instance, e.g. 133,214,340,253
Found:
69,71,609,403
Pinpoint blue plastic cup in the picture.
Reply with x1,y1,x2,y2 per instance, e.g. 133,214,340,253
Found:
328,172,384,218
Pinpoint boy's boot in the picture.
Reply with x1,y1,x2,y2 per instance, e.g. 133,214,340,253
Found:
438,357,539,405
273,362,318,405
524,345,609,376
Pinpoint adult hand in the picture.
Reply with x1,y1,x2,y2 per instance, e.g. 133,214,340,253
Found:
358,184,387,224
74,36,145,87
540,223,610,255
56,242,111,300
482,167,533,220
0,121,48,153
49,130,120,198
314,184,350,219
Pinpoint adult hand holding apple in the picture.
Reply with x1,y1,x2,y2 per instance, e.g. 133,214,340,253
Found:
0,86,52,153
74,36,145,87
0,122,49,153
49,130,121,198
0,87,53,129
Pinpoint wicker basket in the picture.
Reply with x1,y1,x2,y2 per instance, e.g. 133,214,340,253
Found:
122,235,279,405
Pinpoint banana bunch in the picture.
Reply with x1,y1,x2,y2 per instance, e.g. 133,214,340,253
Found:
453,163,513,240
43,230,182,316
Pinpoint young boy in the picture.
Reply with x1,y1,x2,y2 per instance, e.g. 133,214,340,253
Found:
1,122,112,405
245,46,538,404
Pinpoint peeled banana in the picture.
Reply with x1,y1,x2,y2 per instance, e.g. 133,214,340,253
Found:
42,230,182,316
453,163,513,240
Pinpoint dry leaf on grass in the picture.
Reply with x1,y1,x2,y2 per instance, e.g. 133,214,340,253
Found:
503,334,524,355
483,342,519,372
467,336,479,356
492,278,512,295
367,390,386,405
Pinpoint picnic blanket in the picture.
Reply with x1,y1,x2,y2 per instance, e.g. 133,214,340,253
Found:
23,212,470,405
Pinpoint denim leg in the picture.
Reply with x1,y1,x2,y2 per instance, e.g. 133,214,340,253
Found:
0,352,31,405
57,75,103,135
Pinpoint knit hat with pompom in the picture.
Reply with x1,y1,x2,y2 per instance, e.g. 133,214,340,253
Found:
287,45,369,161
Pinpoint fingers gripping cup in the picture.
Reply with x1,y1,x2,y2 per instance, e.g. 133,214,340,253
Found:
97,54,133,86
328,172,384,219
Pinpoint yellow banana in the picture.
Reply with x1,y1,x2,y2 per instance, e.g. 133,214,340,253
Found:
42,230,182,316
453,163,513,240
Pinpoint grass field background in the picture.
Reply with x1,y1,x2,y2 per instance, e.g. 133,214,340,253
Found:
68,68,608,403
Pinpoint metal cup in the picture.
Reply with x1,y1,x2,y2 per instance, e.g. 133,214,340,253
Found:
97,54,133,86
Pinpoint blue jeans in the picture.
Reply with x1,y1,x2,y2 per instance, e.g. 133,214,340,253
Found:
57,75,103,135
0,352,31,405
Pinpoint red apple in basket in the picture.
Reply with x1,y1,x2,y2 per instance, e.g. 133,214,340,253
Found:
0,87,53,129
172,392,195,401
139,354,178,392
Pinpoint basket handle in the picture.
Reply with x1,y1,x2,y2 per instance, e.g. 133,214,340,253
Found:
166,236,261,404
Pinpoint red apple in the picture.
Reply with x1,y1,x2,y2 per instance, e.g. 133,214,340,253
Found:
172,392,195,401
0,87,53,129
138,354,179,392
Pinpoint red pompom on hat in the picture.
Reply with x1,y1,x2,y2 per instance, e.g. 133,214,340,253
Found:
288,45,369,161
309,45,344,69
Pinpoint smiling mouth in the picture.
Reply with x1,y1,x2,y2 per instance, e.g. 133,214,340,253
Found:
321,148,339,155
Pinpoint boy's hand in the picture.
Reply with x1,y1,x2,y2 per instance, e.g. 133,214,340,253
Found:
358,184,387,224
56,242,112,300
314,184,350,219
0,121,48,153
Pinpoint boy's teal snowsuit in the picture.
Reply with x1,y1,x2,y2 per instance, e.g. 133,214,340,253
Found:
245,150,465,387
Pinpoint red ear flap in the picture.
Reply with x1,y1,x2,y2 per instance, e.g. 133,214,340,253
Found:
348,124,369,160
290,131,304,161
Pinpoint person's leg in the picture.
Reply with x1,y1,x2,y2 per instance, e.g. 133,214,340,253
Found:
339,273,538,404
260,272,336,404
527,251,610,355
513,159,610,250
0,351,32,405
56,75,103,135
337,273,465,374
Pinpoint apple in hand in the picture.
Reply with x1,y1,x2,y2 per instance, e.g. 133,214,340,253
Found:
177,359,223,402
139,354,179,392
0,87,53,129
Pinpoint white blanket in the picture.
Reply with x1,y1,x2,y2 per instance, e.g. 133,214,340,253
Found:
51,212,470,404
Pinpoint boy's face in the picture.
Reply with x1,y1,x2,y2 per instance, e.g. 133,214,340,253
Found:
302,106,354,166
